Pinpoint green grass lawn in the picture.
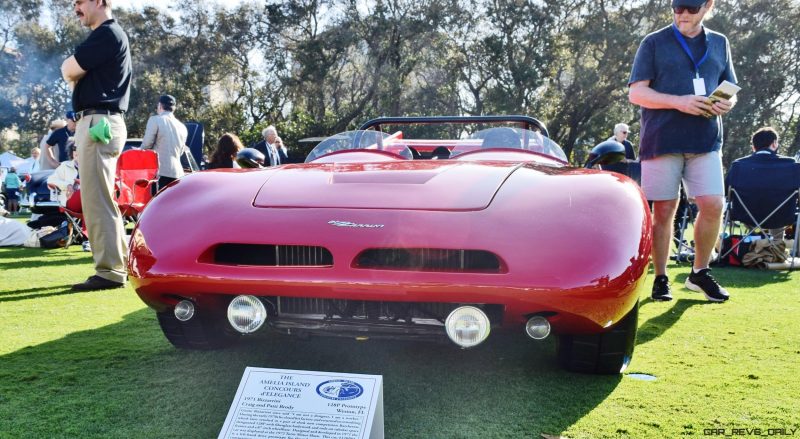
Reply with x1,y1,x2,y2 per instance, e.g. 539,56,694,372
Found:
1,244,799,438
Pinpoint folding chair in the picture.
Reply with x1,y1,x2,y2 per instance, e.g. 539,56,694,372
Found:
115,149,159,221
719,156,800,269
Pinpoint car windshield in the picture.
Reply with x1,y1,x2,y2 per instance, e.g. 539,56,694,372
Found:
305,126,567,163
305,131,413,162
450,127,567,161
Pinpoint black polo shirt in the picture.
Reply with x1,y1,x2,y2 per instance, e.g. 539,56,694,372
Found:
72,19,132,113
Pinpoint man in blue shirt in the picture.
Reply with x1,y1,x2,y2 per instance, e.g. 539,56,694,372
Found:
629,0,736,302
44,112,76,168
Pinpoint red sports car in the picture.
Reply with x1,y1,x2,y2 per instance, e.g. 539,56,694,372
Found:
128,116,651,374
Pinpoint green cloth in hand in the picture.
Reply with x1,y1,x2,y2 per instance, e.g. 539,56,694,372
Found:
89,117,113,144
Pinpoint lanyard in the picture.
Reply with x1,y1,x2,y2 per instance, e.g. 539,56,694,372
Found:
672,24,709,78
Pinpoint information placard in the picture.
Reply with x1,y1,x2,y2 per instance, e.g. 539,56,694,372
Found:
218,368,384,439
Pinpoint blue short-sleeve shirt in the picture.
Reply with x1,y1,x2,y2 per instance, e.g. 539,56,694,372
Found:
46,126,74,163
629,25,736,160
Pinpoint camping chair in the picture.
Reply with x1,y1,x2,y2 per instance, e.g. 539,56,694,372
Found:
719,158,800,269
115,149,158,221
26,176,84,249
59,187,87,247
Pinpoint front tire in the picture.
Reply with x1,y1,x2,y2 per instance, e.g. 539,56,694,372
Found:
157,310,240,350
557,302,638,374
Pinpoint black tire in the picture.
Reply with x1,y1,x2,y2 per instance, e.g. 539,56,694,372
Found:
156,310,240,350
557,302,638,374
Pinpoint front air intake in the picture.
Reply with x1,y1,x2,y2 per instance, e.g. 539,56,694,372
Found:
354,248,502,273
213,244,333,266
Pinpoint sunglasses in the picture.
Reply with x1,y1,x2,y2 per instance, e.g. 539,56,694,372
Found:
673,4,704,14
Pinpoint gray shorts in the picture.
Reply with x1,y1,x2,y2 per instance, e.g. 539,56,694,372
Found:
641,150,724,200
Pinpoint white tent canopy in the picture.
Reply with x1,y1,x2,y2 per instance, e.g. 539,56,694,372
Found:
13,157,37,175
0,151,26,170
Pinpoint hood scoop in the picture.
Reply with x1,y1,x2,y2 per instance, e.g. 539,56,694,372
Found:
253,161,521,211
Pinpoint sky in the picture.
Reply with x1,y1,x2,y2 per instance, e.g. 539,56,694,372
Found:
113,0,244,10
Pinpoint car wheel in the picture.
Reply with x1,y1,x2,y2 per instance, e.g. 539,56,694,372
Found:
556,301,638,374
156,311,240,350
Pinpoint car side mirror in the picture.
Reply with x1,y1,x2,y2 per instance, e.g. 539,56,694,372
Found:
584,140,626,169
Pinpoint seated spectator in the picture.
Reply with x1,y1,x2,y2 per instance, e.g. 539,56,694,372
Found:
3,167,22,215
208,133,244,169
47,145,79,207
725,127,800,241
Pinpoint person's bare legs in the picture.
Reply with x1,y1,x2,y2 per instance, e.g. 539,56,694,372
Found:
685,194,729,301
650,198,680,301
691,195,724,270
652,199,680,276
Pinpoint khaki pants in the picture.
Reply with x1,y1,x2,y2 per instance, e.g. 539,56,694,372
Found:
76,114,128,283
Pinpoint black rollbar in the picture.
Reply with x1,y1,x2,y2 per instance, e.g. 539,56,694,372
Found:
358,115,549,138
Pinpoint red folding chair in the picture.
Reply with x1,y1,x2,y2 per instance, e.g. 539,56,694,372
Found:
115,149,158,220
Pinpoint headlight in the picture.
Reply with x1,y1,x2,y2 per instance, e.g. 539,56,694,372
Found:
227,295,267,334
445,306,490,348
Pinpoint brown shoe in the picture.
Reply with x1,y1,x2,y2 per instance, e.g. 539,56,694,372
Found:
72,275,124,291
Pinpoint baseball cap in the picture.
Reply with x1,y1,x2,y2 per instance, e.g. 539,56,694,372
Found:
672,0,706,6
65,111,77,121
159,95,176,108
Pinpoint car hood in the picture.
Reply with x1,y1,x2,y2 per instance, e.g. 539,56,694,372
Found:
253,161,530,211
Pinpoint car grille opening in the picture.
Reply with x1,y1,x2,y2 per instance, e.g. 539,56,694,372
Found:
273,297,503,324
213,244,333,266
354,248,502,273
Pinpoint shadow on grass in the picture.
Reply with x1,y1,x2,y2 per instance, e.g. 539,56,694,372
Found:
0,285,88,302
0,309,621,439
0,251,93,270
637,298,707,347
686,266,793,288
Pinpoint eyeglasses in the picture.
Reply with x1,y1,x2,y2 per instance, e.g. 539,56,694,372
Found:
673,4,704,14
622,131,629,134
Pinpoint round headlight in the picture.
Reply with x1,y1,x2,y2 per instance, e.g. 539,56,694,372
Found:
525,315,551,340
445,306,491,348
227,295,267,334
174,300,195,322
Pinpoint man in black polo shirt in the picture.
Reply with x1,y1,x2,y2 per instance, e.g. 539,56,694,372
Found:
61,0,131,291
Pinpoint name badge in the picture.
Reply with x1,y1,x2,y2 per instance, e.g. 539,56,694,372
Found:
693,77,706,96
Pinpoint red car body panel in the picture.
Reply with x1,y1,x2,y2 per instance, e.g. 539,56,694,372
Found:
129,149,651,336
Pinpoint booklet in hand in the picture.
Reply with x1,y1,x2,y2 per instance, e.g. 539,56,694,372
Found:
702,80,741,118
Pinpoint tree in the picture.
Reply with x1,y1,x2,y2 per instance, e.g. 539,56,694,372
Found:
709,0,800,162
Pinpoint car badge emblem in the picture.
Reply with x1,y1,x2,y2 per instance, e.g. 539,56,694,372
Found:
328,220,384,228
